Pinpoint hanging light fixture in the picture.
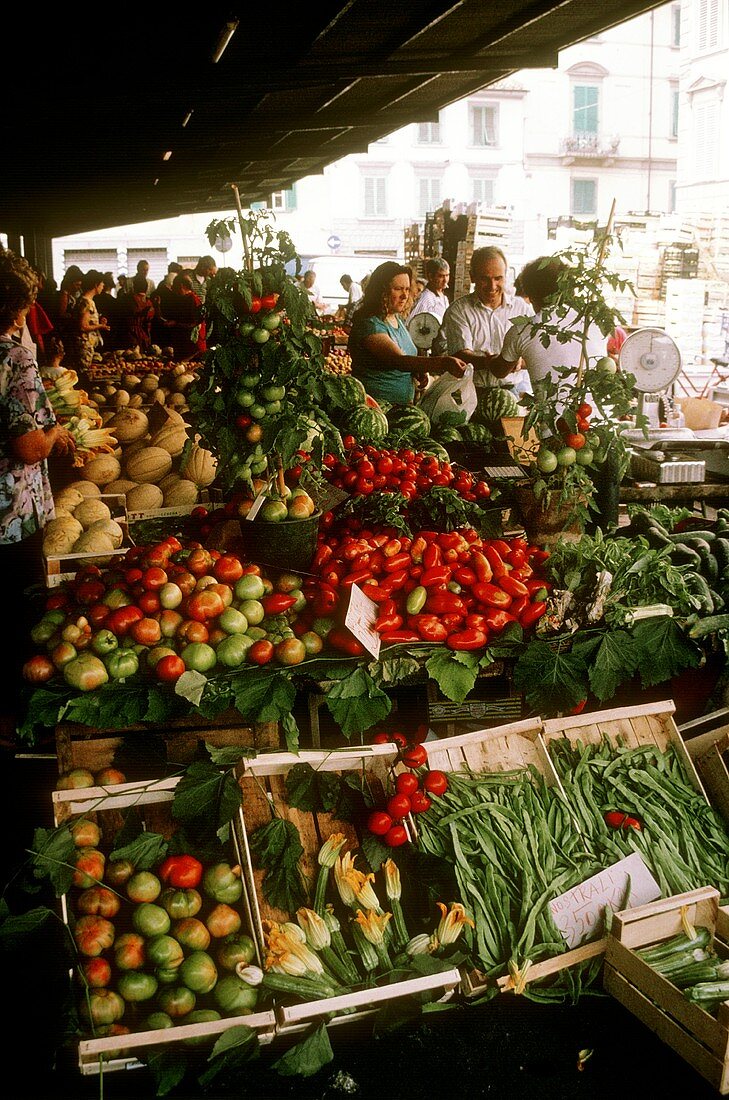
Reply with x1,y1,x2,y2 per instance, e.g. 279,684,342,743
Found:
212,18,239,64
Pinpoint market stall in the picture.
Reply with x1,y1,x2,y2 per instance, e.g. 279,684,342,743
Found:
5,212,729,1095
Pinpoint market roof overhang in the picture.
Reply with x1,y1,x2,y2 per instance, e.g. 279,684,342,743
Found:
4,1,665,239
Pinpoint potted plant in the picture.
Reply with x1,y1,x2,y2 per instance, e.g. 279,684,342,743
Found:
508,227,641,543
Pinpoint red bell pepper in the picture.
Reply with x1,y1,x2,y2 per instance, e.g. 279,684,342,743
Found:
383,538,402,557
374,611,403,633
416,618,448,643
340,569,374,589
384,552,411,573
471,551,493,585
312,584,339,617
441,613,465,631
327,627,366,656
357,584,393,604
482,609,515,634
312,544,334,570
425,592,467,616
379,630,421,644
527,547,551,564
465,613,489,631
409,536,427,563
446,628,488,651
454,566,477,588
473,582,512,608
380,569,409,594
490,539,512,557
508,594,530,619
422,543,442,569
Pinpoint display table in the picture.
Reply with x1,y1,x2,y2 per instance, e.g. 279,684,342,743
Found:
620,479,729,507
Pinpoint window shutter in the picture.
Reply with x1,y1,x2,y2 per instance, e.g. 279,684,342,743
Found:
573,86,599,134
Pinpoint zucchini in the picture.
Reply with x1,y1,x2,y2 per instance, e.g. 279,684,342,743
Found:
667,531,717,545
688,613,729,640
684,979,729,1008
687,573,715,614
668,543,703,569
637,926,712,965
668,959,729,989
714,537,729,575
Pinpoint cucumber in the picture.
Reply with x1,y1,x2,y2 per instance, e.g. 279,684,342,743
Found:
688,613,729,640
713,537,729,576
687,573,715,614
668,543,703,569
666,531,717,544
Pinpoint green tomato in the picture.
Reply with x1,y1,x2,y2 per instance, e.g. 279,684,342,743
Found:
235,389,255,408
264,400,281,415
239,373,260,388
575,446,594,466
91,628,118,656
179,951,218,995
104,648,139,681
250,403,267,420
556,447,577,467
260,313,282,332
235,574,265,601
238,322,255,337
260,384,286,402
595,355,618,374
536,449,558,474
118,971,159,1003
202,862,243,905
245,626,267,641
213,974,258,1015
251,328,270,344
217,607,249,635
63,652,109,692
180,642,217,673
215,633,254,668
132,903,171,937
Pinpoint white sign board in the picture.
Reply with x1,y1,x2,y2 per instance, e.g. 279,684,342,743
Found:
344,584,381,660
244,493,267,522
549,853,661,950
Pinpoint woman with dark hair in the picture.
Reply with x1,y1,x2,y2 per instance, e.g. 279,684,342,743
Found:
67,270,109,370
56,265,83,342
165,273,201,360
348,261,467,404
0,250,74,730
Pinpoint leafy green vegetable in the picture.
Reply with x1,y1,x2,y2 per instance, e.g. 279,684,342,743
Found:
407,487,492,535
513,639,589,714
271,1021,333,1078
197,1025,260,1089
631,616,702,687
110,830,168,871
325,666,392,738
575,629,641,702
248,818,308,912
0,906,56,950
233,671,297,725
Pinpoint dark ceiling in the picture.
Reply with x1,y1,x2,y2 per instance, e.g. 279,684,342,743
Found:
4,1,664,239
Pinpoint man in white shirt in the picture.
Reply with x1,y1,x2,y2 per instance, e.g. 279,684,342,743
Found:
435,246,532,389
408,257,450,324
339,274,363,325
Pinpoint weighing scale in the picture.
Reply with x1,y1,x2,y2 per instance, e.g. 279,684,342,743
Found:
618,328,729,484
407,312,441,355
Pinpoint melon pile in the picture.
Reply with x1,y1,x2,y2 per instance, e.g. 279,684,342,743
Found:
90,365,197,417
44,483,125,564
76,407,218,513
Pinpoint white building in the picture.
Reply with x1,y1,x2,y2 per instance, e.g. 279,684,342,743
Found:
53,4,686,284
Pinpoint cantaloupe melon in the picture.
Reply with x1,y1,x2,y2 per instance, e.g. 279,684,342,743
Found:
65,480,102,499
105,478,138,496
150,422,188,457
80,454,122,486
125,483,164,512
125,447,173,485
54,488,85,512
74,498,112,529
108,408,149,443
88,519,124,548
181,442,217,488
162,480,199,507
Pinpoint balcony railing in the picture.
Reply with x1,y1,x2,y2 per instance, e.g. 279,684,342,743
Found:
560,133,621,158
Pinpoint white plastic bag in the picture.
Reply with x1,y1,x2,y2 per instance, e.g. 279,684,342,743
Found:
417,364,478,422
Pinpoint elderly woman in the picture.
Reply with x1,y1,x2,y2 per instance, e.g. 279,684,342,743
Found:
348,261,467,405
0,250,74,726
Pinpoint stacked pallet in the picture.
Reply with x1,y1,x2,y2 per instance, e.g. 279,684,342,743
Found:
403,223,421,273
664,277,706,366
452,204,514,297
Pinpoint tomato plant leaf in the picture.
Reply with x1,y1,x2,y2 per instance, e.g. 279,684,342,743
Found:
513,639,589,716
206,743,257,767
271,1021,333,1078
285,762,341,813
631,616,701,687
147,1047,188,1097
360,830,390,874
325,667,391,738
111,830,168,871
30,826,76,896
172,761,242,831
425,649,479,704
248,818,308,913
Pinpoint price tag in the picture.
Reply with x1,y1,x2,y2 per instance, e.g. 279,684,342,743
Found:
310,483,350,514
548,853,660,950
344,584,381,660
244,493,266,522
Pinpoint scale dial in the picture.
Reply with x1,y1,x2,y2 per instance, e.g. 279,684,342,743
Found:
407,312,441,351
619,328,682,394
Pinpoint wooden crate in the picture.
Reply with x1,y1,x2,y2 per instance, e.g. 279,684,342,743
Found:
685,718,729,827
541,700,708,800
55,709,280,777
604,886,729,1094
411,719,606,996
52,778,277,1075
233,744,462,1028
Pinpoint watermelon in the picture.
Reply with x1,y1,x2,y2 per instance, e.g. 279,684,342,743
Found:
334,375,368,408
435,427,464,443
460,422,493,443
347,405,389,442
472,386,520,424
386,404,431,441
419,439,450,462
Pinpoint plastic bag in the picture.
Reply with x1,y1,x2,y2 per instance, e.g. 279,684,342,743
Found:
417,364,478,421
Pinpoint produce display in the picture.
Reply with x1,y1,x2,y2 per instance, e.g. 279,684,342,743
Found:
87,346,177,377
324,346,352,374
635,927,729,1015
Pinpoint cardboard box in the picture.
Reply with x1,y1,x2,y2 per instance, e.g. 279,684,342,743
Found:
604,886,729,1094
52,778,277,1075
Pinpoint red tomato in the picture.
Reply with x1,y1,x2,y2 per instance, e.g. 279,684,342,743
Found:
156,654,186,682
105,605,144,637
565,432,586,450
384,825,408,848
142,567,168,591
577,402,593,418
367,811,393,836
401,744,428,769
22,654,56,683
129,617,162,647
409,790,432,814
372,732,408,749
386,793,412,820
186,590,226,622
395,772,420,797
248,639,275,666
213,555,244,585
176,619,209,644
423,770,449,796
137,590,161,616
343,435,357,450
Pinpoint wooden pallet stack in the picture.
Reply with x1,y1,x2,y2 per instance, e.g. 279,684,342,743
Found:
403,223,422,274
452,204,513,298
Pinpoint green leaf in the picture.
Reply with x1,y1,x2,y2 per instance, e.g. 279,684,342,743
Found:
585,630,641,701
282,711,300,754
172,761,242,831
110,830,168,870
0,906,55,950
29,826,76,896
209,1024,259,1061
631,616,701,688
513,640,589,716
372,996,423,1035
233,672,297,724
147,1047,188,1096
360,830,390,873
248,818,307,912
285,762,341,813
206,743,257,767
370,657,422,686
108,807,144,854
272,1021,333,1078
197,1025,260,1088
175,670,208,708
425,649,479,704
325,667,392,738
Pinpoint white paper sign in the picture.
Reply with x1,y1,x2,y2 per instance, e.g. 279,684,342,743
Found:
549,853,661,950
344,584,381,660
244,493,266,522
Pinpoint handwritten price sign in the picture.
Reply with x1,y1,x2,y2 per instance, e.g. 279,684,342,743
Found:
549,853,660,950
344,584,381,660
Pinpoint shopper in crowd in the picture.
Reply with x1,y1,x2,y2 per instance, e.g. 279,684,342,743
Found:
435,246,532,388
95,273,121,352
339,274,363,326
187,255,217,306
117,273,129,296
56,265,84,343
302,270,326,316
26,273,55,362
119,259,155,296
151,262,182,346
408,257,451,325
348,260,467,405
67,270,110,370
118,273,155,352
165,273,201,360
486,255,607,393
0,250,75,735
36,272,59,327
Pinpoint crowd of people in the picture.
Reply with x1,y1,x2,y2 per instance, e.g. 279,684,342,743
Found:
26,255,219,372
